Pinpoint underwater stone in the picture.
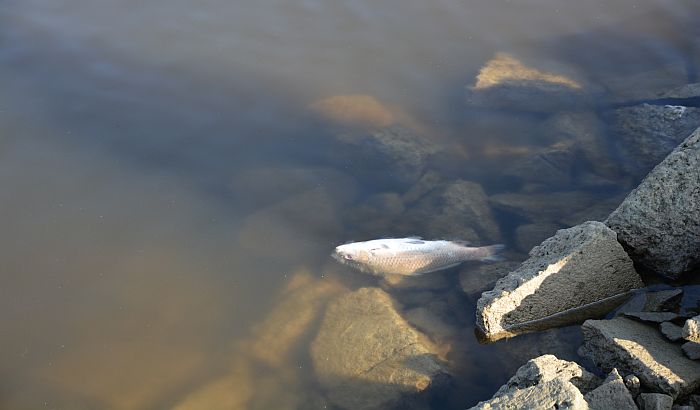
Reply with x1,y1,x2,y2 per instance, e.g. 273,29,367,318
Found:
311,287,448,410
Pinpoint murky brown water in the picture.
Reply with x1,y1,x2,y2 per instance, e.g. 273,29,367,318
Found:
1,1,699,408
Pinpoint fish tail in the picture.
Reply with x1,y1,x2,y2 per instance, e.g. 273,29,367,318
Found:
477,244,506,262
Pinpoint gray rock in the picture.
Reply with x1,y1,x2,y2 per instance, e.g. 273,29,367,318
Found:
623,312,680,323
605,127,700,279
493,354,600,397
584,369,637,410
682,315,700,343
311,287,448,410
489,191,598,224
469,378,588,410
643,289,683,312
659,82,700,99
660,322,684,342
681,342,700,360
459,261,522,297
579,317,700,398
514,223,561,253
477,221,643,341
403,179,501,243
624,374,641,397
545,112,621,180
636,393,673,410
503,141,577,188
334,125,442,189
671,406,694,410
612,104,700,178
401,171,444,204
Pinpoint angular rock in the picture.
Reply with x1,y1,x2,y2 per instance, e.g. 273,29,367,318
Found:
489,191,597,224
682,315,700,343
579,317,700,398
659,82,700,99
477,221,643,341
494,355,600,397
584,369,637,410
514,223,560,253
467,52,590,113
470,378,587,410
623,312,680,323
172,358,252,410
606,127,700,279
311,287,448,410
636,393,673,410
660,322,684,342
459,261,522,297
682,342,700,360
333,125,441,189
612,104,700,178
644,289,683,312
403,179,501,243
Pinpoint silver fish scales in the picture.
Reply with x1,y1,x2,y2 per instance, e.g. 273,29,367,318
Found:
332,237,504,276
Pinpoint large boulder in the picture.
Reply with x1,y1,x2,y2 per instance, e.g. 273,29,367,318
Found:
468,355,596,410
310,287,448,410
612,104,700,178
579,317,700,399
605,127,700,279
477,221,643,341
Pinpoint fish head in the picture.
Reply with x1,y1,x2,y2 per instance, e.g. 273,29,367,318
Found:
332,243,373,269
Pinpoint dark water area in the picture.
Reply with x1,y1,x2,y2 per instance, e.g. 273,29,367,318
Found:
1,1,699,409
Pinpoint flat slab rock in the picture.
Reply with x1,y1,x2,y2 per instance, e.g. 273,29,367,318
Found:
623,312,680,323
579,317,700,398
682,342,700,360
477,221,643,341
311,287,448,410
606,127,700,279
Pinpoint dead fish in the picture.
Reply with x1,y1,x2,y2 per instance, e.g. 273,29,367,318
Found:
332,237,505,276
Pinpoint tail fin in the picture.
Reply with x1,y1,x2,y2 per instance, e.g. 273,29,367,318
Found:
480,244,506,262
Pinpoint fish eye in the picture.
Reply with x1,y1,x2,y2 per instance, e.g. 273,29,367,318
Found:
344,254,353,260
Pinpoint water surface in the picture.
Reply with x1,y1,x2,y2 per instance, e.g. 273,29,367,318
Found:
1,1,699,408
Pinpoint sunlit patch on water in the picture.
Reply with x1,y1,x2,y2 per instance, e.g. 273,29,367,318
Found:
1,0,699,408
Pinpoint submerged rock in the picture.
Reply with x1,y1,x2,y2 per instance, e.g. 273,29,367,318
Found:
489,191,597,225
477,221,643,341
579,317,700,398
514,223,561,253
503,141,577,188
467,53,589,113
333,125,442,189
605,127,700,279
612,104,700,178
469,355,595,410
172,358,253,410
403,179,501,243
309,94,396,129
311,287,448,410
584,369,637,410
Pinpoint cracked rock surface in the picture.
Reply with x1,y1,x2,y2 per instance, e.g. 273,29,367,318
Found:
311,287,448,410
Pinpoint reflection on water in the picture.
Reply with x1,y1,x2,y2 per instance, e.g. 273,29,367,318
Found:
1,0,699,408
